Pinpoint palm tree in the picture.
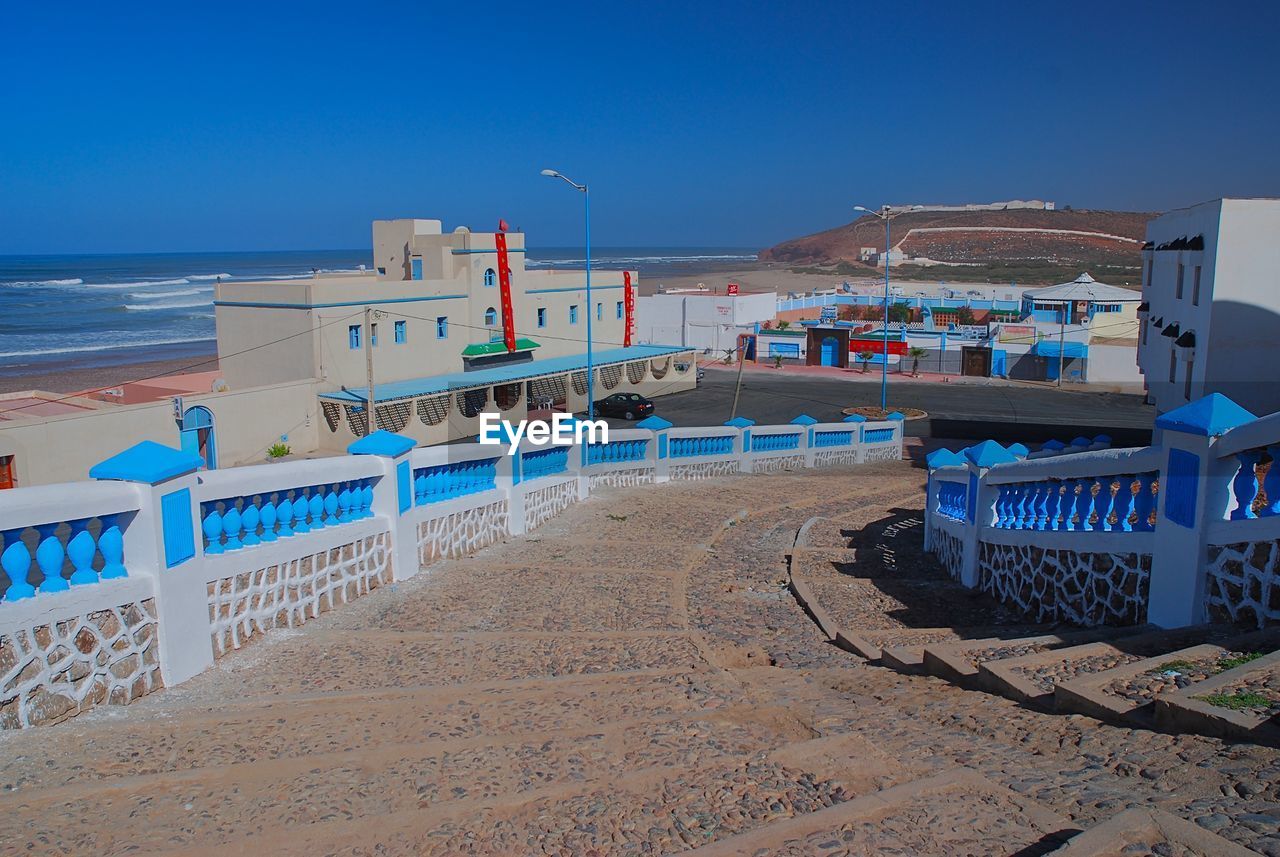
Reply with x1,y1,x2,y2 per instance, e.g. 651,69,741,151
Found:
908,346,927,377
856,350,875,373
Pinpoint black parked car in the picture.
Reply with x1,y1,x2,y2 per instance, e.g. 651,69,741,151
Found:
591,393,655,420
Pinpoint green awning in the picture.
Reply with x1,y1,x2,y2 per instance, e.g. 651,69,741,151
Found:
461,338,541,357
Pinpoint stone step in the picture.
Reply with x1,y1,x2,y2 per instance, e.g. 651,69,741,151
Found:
5,707,820,855
920,626,1146,691
677,768,1080,857
977,624,1244,708
1154,647,1280,746
1055,627,1280,728
1045,806,1257,856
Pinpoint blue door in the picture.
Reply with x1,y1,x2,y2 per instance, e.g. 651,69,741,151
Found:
180,406,217,470
820,336,840,367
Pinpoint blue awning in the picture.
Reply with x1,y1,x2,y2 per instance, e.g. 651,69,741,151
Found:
319,344,692,403
1031,340,1088,359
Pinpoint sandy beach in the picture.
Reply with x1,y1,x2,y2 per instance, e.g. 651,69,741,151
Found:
0,350,221,395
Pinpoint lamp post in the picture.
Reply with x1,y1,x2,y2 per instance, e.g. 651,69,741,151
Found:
853,204,908,414
541,169,593,416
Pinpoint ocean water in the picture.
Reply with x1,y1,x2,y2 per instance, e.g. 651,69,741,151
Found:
0,247,756,377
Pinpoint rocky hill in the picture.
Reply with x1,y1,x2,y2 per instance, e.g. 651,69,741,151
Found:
760,208,1156,272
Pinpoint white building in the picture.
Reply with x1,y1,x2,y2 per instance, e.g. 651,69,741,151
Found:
1138,198,1280,415
636,292,777,355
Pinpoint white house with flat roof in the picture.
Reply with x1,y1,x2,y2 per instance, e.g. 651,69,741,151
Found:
1137,198,1280,415
635,292,777,355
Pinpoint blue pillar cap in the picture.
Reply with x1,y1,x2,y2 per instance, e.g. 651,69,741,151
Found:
723,416,755,428
790,414,818,426
963,439,1018,468
1006,442,1030,458
348,430,416,457
1154,393,1258,437
1070,437,1092,447
925,448,965,469
90,441,203,484
886,411,906,421
842,414,867,423
1041,439,1067,451
636,415,673,430
1092,434,1112,444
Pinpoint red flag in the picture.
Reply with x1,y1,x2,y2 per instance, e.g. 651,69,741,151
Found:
623,271,635,348
495,232,517,352
498,219,509,233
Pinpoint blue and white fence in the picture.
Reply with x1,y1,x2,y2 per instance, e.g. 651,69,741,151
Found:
0,414,903,729
925,393,1280,633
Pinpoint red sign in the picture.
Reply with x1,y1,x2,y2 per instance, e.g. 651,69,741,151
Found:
623,271,635,347
849,337,908,356
727,282,739,295
494,229,517,352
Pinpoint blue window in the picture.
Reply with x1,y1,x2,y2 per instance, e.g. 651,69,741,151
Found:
484,306,497,326
411,258,423,280
348,325,361,350
394,320,406,344
570,305,579,325
537,307,547,328
484,268,496,287
370,323,378,347
597,302,603,321
436,316,448,338
616,301,624,319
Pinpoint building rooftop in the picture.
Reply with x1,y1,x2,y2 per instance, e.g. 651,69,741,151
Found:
1021,273,1140,304
319,344,692,403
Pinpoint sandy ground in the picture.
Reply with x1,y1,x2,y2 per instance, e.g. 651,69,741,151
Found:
646,265,1023,301
0,352,222,395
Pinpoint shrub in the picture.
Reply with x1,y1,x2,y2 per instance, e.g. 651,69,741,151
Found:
267,442,292,459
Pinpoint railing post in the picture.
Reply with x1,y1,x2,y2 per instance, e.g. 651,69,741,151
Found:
89,441,211,687
348,429,418,582
1148,394,1257,628
724,417,755,473
843,414,867,463
637,415,672,483
959,441,1018,588
790,414,817,468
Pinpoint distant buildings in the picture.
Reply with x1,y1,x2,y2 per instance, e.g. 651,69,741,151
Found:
882,200,1056,215
1138,198,1280,416
635,292,777,356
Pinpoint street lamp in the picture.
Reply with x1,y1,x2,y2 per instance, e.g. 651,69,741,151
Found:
853,204,902,414
541,169,594,416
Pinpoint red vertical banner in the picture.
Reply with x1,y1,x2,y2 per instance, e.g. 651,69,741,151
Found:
623,270,635,347
495,229,517,352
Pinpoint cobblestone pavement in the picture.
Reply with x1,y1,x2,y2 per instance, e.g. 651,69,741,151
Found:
1,462,1279,855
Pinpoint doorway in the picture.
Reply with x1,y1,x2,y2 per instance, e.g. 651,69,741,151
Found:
961,347,992,378
180,406,217,470
820,336,840,367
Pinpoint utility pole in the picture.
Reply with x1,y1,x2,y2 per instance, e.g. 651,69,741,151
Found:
364,306,377,435
729,339,747,420
1056,303,1067,388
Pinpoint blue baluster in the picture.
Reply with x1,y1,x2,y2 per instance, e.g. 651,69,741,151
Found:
1264,447,1280,517
338,485,353,522
1113,475,1135,532
98,514,127,579
67,519,98,585
276,495,294,537
241,496,261,547
293,492,312,534
2,530,36,601
1095,477,1117,532
1044,482,1063,531
1133,474,1155,532
259,497,278,542
35,523,68,593
308,489,326,529
1073,479,1094,532
993,485,1010,528
1231,451,1261,520
222,501,243,551
415,471,427,505
324,486,340,525
203,505,224,553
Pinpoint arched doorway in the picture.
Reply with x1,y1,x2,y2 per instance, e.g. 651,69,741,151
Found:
180,406,217,470
820,336,840,367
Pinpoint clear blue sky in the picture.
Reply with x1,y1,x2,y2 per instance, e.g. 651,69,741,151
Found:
2,0,1278,254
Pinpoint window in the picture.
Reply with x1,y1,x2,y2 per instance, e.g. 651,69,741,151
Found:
484,268,496,287
394,320,406,344
348,325,361,350
484,306,497,326
436,316,448,338
370,323,378,347
1175,263,1184,299
616,301,624,319
377,266,386,276
1169,349,1177,384
570,305,579,325
1184,356,1194,399
537,307,547,328
411,258,423,281
1192,266,1202,306
596,302,603,321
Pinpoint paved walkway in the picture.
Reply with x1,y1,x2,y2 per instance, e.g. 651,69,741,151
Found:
2,462,1279,855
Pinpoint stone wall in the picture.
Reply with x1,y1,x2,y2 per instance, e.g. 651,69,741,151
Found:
814,449,861,468
588,469,653,490
933,527,964,581
524,479,580,532
670,460,740,481
978,541,1150,626
864,444,902,463
207,531,393,657
417,500,509,564
1,597,161,729
752,455,806,475
1205,539,1280,628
